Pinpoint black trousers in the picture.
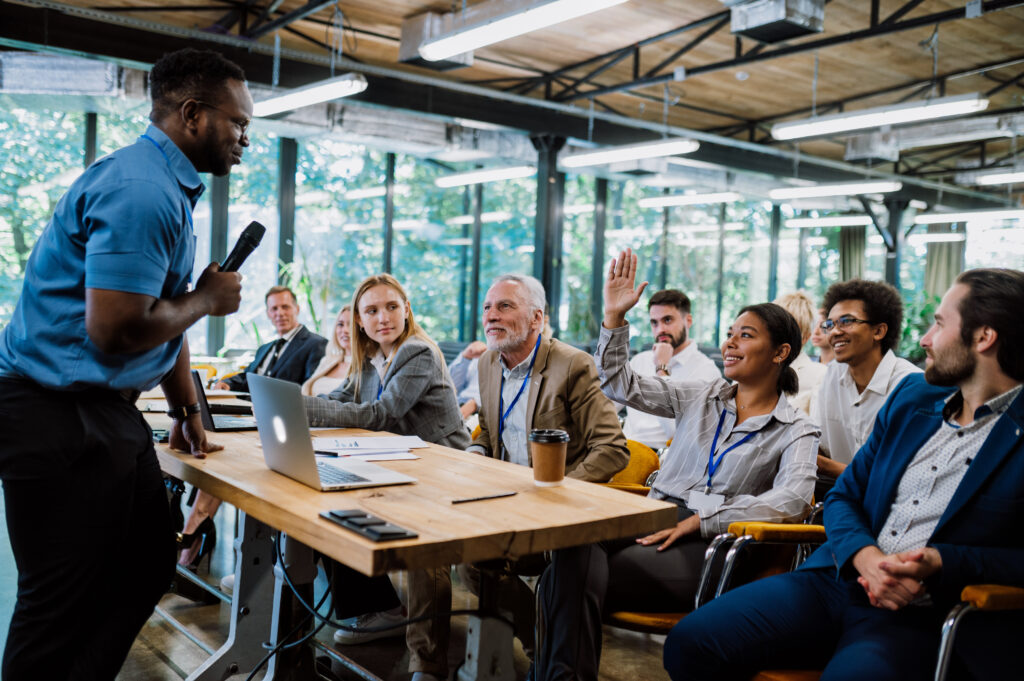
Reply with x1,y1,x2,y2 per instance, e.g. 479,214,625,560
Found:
536,506,708,681
0,377,176,681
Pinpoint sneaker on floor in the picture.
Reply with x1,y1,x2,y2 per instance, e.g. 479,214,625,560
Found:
219,573,235,595
332,607,406,645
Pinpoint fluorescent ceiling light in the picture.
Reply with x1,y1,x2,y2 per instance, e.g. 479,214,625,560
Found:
805,237,830,247
253,73,368,117
419,0,629,62
442,237,474,246
914,209,1024,224
445,211,514,225
786,215,874,228
432,149,494,163
343,184,410,200
670,222,746,234
394,219,427,230
561,138,700,168
435,165,536,188
977,171,1024,186
769,181,902,200
563,203,595,215
771,93,989,140
638,192,742,208
906,233,967,245
342,223,376,232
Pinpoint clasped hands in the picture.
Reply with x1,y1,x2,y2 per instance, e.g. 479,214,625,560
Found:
852,544,943,611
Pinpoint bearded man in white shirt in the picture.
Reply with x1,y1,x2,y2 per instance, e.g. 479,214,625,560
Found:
812,279,920,496
622,289,721,449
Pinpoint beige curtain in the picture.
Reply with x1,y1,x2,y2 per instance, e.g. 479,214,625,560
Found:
839,225,865,281
924,223,965,299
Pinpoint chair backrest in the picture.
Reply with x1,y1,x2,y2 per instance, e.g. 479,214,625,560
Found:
191,363,218,383
471,424,482,440
611,440,660,485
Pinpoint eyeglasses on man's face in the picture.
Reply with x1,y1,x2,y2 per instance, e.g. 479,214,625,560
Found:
193,100,251,137
819,315,873,333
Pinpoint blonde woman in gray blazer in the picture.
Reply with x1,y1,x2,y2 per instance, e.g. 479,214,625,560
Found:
303,274,468,681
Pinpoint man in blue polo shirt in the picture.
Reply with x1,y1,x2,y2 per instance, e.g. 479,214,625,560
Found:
0,48,251,678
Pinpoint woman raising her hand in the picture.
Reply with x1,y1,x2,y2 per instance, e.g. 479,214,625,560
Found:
535,248,820,681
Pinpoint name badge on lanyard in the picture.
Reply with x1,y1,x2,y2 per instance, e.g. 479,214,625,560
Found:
692,408,755,513
498,334,542,459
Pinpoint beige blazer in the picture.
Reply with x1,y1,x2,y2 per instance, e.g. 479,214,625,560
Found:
475,337,628,482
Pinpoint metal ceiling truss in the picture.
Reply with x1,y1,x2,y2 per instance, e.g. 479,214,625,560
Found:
503,0,1024,105
0,0,1012,210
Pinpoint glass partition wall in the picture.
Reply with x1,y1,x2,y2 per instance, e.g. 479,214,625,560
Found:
2,106,1018,360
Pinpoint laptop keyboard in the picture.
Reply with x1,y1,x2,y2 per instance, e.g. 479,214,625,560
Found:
317,462,370,485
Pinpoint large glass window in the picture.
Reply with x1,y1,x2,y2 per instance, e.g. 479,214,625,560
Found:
477,175,537,325
294,140,385,340
223,130,280,351
560,174,597,344
0,106,84,323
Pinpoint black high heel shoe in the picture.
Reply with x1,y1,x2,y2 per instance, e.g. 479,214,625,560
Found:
177,516,217,572
170,517,221,604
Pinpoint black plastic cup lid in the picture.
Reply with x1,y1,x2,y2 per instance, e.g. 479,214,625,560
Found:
529,429,570,443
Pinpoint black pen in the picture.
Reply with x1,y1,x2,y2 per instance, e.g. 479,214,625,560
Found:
451,491,518,504
314,450,339,457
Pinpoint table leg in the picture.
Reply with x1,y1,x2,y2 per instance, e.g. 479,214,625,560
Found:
187,512,277,680
265,535,320,681
458,565,515,681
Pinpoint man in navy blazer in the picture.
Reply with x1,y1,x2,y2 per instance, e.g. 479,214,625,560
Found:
215,285,326,391
666,268,1024,681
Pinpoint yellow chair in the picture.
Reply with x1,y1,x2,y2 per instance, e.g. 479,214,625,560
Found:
601,440,659,496
471,424,482,440
218,370,242,384
606,515,827,636
191,363,218,383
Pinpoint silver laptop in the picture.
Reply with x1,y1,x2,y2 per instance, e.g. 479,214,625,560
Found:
248,374,417,492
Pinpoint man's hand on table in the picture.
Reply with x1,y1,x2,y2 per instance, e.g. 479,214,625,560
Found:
169,413,223,459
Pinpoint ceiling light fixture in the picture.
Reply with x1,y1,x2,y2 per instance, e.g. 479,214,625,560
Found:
343,184,410,200
976,171,1024,186
445,211,514,225
561,138,700,169
419,0,629,62
769,181,902,200
786,215,874,228
435,165,536,188
638,191,742,208
906,233,967,245
771,93,989,141
914,209,1024,224
253,73,368,117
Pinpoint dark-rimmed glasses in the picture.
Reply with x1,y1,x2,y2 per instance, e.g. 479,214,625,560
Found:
194,100,251,136
820,315,873,333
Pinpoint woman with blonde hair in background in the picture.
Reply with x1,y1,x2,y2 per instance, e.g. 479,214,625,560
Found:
304,273,469,681
774,291,828,415
301,305,352,396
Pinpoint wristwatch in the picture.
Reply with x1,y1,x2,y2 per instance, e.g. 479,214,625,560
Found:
166,403,201,420
655,364,671,375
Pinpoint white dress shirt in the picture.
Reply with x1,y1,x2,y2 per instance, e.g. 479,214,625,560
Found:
622,342,721,448
256,324,302,375
787,351,828,416
812,350,921,465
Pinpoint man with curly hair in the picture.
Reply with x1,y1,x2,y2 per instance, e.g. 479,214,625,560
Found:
812,279,920,494
0,48,250,678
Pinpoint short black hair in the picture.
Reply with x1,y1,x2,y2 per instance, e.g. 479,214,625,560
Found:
955,268,1024,381
737,302,803,395
822,279,903,353
149,48,246,121
648,289,691,314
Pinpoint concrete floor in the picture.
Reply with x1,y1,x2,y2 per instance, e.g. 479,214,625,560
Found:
0,489,669,680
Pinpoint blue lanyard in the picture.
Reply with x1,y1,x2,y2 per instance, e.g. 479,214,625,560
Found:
706,408,756,493
141,134,194,232
497,334,542,450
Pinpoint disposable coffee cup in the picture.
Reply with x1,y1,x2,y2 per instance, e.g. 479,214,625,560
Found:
529,429,570,487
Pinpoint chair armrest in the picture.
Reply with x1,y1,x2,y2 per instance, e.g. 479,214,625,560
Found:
725,521,826,543
600,482,651,496
960,585,1024,611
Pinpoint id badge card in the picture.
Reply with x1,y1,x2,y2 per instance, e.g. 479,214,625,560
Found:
687,490,724,514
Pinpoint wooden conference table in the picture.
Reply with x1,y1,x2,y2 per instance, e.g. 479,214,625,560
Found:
156,429,676,681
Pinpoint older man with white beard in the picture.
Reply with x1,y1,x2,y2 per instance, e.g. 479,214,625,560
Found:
456,273,628,664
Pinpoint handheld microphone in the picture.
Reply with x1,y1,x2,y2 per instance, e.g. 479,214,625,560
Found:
220,221,266,272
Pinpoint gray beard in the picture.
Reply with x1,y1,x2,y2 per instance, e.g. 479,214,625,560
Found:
487,327,529,355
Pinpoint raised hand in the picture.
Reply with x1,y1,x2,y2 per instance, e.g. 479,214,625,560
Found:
603,248,648,329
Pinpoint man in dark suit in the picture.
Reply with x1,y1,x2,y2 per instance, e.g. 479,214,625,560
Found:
215,285,326,391
665,268,1024,681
